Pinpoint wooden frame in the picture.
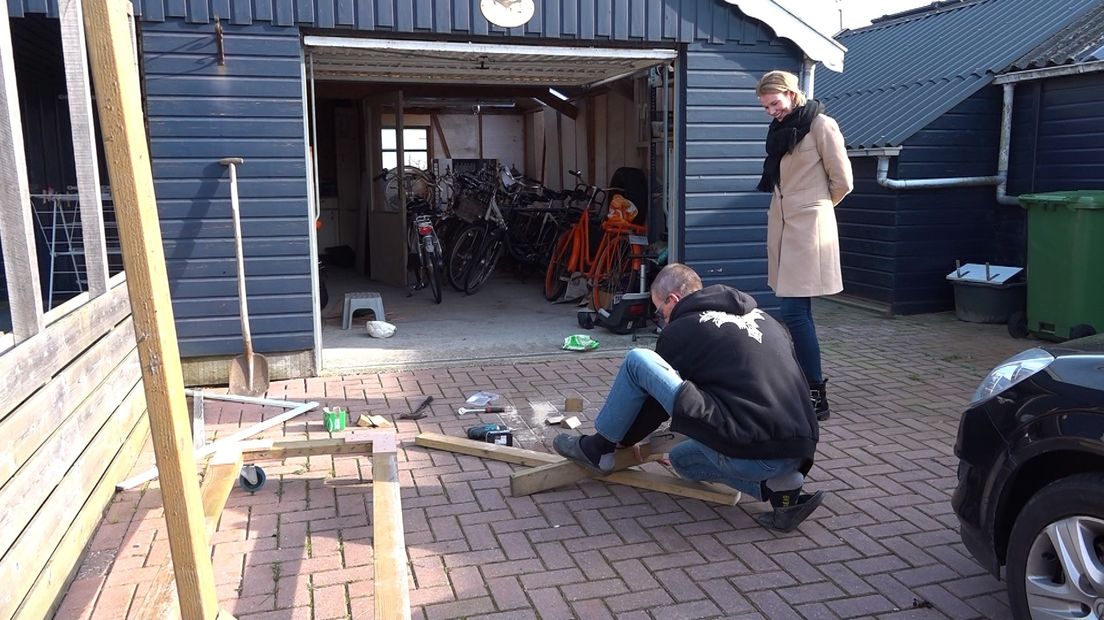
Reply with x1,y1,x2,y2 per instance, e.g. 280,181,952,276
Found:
134,432,411,620
415,433,741,505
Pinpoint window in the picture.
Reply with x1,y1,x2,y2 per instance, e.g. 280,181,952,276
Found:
381,127,429,170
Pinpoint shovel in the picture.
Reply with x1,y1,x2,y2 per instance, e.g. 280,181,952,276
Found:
220,157,269,396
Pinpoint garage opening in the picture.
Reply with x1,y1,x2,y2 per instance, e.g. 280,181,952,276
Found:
302,35,678,372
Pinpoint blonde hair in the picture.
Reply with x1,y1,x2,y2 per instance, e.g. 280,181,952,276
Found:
756,70,807,107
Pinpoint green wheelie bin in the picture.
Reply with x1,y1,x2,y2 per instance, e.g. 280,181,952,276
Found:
1013,190,1104,341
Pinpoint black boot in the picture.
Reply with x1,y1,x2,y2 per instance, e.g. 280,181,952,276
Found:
754,490,824,533
810,378,830,422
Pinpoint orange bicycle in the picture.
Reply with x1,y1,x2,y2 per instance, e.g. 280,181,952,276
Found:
543,170,608,301
588,218,648,313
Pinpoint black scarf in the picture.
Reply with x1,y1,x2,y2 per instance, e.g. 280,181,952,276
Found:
756,99,824,193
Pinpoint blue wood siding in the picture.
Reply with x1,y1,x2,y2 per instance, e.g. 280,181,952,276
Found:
682,36,801,309
141,21,313,357
836,156,899,306
841,89,1004,315
9,0,772,44
1009,72,1104,193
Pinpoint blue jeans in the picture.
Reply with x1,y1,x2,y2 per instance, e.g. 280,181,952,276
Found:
592,349,805,500
779,297,822,383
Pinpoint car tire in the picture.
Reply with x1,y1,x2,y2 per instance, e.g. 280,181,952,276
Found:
1005,472,1104,620
1008,311,1028,339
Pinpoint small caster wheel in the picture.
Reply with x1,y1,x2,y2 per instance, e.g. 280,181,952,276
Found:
1070,324,1097,340
239,464,266,492
1007,311,1028,339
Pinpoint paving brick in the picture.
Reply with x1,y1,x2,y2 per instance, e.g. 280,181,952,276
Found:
825,593,898,618
485,575,528,610
423,595,495,620
527,586,573,619
746,589,803,620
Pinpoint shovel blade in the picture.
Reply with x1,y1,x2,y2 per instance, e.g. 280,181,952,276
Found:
229,353,270,397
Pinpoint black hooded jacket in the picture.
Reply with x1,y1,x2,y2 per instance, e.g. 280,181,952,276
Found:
656,285,818,465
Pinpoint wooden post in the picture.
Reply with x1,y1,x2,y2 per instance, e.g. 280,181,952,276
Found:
370,431,411,620
0,4,44,341
59,0,108,295
81,0,220,617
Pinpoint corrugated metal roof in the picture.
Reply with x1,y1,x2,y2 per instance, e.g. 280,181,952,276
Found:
1009,1,1104,69
817,0,1104,149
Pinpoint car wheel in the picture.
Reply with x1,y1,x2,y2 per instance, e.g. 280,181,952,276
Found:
1008,311,1029,339
1006,473,1104,620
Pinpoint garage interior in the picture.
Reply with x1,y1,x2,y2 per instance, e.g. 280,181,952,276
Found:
303,36,678,372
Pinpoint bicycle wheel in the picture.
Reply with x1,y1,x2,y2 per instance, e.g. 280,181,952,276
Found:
447,224,485,291
465,229,505,295
592,235,635,312
423,236,443,304
543,230,573,301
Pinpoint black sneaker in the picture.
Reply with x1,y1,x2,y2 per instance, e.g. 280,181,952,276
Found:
552,434,613,476
754,490,824,533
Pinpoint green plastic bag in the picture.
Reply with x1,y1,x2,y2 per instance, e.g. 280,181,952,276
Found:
563,334,599,351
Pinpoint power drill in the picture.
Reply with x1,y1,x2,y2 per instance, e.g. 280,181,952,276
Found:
466,423,513,446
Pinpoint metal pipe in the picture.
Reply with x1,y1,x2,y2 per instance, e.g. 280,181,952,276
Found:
875,157,1000,189
873,82,1020,205
995,82,1019,205
801,57,816,98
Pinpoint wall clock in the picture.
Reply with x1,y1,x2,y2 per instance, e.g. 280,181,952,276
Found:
479,0,535,28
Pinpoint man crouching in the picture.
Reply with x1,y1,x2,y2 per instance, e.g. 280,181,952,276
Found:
553,263,823,532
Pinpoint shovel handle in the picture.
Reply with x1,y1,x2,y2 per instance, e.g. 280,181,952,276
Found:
221,158,253,354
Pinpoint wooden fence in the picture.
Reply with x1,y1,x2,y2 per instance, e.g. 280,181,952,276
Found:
0,0,148,617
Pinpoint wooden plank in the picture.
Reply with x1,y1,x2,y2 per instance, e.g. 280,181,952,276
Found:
508,433,686,497
430,113,450,158
134,448,244,620
60,0,108,296
236,436,375,459
0,318,137,488
117,400,317,490
419,433,737,505
371,432,410,620
11,405,148,620
603,470,741,505
414,433,561,467
82,0,219,615
0,281,131,420
0,348,141,559
2,383,147,619
0,7,44,341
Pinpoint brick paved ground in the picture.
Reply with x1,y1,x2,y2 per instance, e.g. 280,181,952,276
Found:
56,301,1031,620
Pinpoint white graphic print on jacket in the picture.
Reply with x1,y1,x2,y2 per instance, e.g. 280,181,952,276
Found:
698,309,766,343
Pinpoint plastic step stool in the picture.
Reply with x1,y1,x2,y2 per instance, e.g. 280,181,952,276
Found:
342,292,385,330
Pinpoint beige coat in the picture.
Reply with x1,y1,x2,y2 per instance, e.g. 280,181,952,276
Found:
767,114,853,298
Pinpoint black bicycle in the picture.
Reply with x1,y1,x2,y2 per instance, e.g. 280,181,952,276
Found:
406,197,445,303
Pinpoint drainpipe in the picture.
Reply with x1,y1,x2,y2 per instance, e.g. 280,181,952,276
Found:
875,81,1019,205
994,83,1018,205
802,58,816,98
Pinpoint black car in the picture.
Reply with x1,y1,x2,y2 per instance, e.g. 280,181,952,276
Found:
953,333,1104,619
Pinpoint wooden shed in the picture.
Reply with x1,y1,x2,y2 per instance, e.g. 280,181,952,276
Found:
3,0,847,380
817,0,1103,315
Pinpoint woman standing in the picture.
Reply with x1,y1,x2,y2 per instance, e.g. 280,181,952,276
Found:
755,70,853,422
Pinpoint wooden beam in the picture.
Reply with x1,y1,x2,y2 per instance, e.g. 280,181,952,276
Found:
0,5,44,341
509,432,687,497
416,433,740,505
415,432,560,467
116,400,317,490
236,436,376,460
430,113,450,158
82,0,219,616
370,430,410,620
533,92,579,120
59,0,108,295
134,448,244,620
